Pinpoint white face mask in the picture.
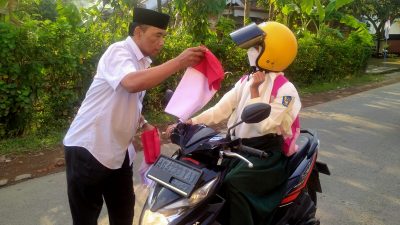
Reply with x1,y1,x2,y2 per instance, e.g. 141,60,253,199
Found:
247,46,260,67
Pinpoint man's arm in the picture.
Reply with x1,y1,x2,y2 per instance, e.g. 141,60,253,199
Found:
120,47,205,93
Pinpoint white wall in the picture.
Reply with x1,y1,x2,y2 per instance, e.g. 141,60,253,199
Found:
367,19,400,35
142,0,168,9
390,20,400,34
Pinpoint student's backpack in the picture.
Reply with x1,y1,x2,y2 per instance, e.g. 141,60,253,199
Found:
270,74,300,156
239,73,300,156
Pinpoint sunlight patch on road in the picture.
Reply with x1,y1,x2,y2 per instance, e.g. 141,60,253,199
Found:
302,110,395,131
336,177,370,192
383,90,400,96
319,146,377,168
383,165,400,177
339,206,387,225
39,206,68,225
381,193,400,206
364,103,387,109
339,125,383,137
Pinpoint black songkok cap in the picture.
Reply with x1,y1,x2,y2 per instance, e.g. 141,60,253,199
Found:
133,8,170,30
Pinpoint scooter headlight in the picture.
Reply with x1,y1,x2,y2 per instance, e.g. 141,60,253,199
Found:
164,176,219,210
140,177,219,225
141,209,169,225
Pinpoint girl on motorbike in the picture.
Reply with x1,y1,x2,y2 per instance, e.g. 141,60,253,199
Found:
185,22,301,225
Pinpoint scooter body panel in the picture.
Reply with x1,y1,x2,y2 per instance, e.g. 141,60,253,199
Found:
139,126,329,225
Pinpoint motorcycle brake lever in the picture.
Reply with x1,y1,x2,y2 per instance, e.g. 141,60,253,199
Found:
223,150,254,168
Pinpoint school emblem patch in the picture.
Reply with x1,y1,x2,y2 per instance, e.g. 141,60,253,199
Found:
282,96,292,107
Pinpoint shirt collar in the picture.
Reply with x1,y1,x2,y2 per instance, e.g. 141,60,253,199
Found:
125,36,152,67
268,71,284,81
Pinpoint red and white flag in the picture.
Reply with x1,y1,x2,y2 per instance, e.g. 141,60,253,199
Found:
165,48,224,121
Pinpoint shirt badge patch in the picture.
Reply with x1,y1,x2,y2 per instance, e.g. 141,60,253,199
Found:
282,96,292,107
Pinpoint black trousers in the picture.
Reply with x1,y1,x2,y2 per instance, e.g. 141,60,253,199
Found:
64,146,134,225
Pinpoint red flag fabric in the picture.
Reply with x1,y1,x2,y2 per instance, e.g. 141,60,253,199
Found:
141,127,161,164
193,47,224,90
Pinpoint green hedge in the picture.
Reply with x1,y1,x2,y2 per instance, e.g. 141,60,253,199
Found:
0,19,104,138
0,16,373,139
0,22,41,137
287,31,372,85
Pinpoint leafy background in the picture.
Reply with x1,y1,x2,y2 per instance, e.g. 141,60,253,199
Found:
0,0,375,139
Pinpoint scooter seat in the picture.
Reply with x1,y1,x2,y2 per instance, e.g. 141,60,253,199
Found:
287,134,311,175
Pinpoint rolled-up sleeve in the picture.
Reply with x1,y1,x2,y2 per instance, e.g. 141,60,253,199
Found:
97,45,138,90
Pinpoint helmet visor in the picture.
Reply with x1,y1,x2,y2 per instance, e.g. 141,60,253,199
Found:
230,23,265,49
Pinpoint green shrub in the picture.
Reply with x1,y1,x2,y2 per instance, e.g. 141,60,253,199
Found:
287,29,373,86
0,0,374,139
0,13,111,138
0,22,42,138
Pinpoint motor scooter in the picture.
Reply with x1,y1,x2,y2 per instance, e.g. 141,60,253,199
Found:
139,103,330,225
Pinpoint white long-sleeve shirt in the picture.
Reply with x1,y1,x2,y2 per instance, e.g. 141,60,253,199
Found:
63,37,151,169
191,72,301,139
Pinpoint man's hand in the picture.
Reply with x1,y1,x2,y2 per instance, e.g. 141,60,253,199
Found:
142,123,155,131
166,124,177,137
166,119,192,137
176,46,206,69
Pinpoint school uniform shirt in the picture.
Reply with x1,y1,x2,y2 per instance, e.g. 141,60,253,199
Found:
191,72,301,139
63,37,151,169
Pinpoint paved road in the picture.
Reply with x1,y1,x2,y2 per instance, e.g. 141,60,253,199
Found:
302,82,400,225
0,82,399,225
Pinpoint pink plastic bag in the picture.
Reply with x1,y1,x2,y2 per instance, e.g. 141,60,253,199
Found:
139,160,153,186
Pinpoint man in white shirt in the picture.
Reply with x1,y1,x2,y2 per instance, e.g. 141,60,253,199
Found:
63,8,205,225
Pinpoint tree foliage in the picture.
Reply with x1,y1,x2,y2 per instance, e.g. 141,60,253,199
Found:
0,0,379,139
172,0,225,42
257,0,373,84
349,0,400,54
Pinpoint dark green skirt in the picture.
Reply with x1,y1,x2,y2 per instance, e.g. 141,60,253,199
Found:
219,135,289,225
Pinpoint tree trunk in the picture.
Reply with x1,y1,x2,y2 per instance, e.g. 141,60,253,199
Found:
376,22,385,56
244,0,251,25
269,2,274,20
132,0,138,8
157,0,162,12
365,15,384,56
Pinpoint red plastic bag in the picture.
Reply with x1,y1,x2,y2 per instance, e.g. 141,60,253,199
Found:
141,127,161,164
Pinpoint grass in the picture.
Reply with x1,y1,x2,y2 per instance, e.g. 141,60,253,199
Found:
145,111,176,125
298,73,386,94
0,71,394,156
0,130,65,155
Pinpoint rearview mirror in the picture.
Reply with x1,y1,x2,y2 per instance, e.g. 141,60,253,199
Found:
226,103,271,140
241,103,271,123
162,89,174,108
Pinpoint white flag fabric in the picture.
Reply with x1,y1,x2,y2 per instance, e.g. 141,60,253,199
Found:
165,67,217,121
165,48,224,121
384,19,391,40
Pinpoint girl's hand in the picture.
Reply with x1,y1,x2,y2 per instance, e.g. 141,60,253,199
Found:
250,71,266,89
250,71,266,98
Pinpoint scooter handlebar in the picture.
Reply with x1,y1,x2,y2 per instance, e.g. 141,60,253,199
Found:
239,144,270,159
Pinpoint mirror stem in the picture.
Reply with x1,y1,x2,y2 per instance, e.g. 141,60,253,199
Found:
226,121,243,140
